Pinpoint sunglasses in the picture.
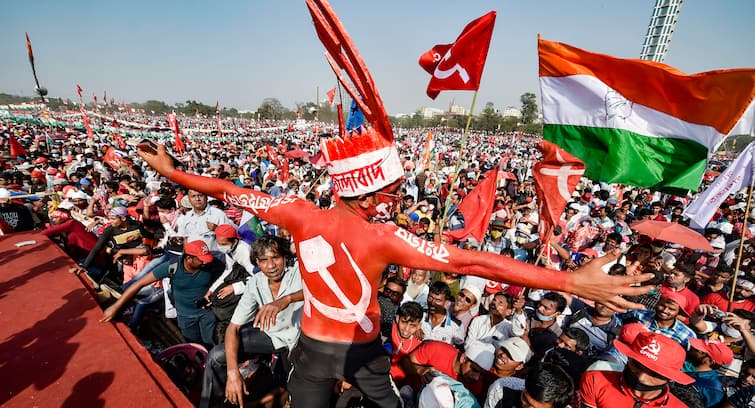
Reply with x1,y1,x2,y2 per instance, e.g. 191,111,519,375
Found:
457,293,474,304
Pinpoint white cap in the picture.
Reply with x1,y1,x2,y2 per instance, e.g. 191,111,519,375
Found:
497,337,532,363
465,340,495,371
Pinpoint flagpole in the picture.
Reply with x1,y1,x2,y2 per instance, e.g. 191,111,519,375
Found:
728,183,754,311
438,90,480,237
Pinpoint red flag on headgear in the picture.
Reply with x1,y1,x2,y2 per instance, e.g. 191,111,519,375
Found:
533,140,585,243
9,135,27,157
167,112,185,153
326,87,336,105
447,169,498,242
419,11,496,100
25,33,34,64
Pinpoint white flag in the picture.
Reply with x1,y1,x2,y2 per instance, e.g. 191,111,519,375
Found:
684,142,755,229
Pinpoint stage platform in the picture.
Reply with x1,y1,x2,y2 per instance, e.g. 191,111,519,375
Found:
0,231,192,407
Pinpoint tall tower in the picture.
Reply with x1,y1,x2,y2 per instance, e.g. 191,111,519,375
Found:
640,0,684,62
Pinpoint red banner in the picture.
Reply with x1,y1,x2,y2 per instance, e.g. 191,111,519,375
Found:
533,140,585,244
447,169,498,242
419,11,496,99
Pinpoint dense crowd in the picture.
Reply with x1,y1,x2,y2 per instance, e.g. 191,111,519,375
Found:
2,106,755,408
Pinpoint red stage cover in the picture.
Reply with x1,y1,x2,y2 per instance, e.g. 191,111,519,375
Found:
0,232,192,407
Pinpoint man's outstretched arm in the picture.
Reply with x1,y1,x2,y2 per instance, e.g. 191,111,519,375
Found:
137,143,311,227
379,224,653,312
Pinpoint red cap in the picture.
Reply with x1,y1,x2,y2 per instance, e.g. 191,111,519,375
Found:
614,332,694,385
619,322,649,344
184,240,213,263
659,287,690,317
214,224,238,240
689,338,734,366
34,157,48,164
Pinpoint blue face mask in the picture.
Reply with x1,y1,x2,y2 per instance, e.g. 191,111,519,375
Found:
536,311,556,322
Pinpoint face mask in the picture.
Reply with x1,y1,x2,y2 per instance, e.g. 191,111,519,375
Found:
161,210,179,224
490,230,503,239
217,244,233,254
536,311,556,322
667,280,685,289
623,366,667,392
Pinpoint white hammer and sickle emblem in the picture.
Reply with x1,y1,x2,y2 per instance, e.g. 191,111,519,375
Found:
433,49,470,83
299,236,374,334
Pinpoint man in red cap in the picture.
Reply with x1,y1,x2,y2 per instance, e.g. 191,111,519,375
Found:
622,291,696,348
685,338,734,407
580,332,693,407
101,240,222,348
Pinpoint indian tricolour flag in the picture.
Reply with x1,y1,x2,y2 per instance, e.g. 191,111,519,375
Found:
539,37,755,194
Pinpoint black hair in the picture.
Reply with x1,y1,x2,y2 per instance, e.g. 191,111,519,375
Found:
524,363,574,408
385,276,407,293
396,301,423,322
542,292,567,313
608,263,627,276
562,327,590,353
493,292,513,309
428,281,452,301
155,197,176,210
675,263,696,280
250,235,293,267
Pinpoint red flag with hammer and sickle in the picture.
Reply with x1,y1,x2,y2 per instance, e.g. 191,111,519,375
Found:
419,11,496,99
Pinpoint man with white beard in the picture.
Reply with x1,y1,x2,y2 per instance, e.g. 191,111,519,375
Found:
403,268,430,308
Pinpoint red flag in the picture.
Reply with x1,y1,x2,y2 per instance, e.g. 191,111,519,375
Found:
447,169,498,242
326,87,336,105
103,146,133,171
532,141,585,244
265,144,280,166
76,84,83,99
9,135,27,157
419,11,496,99
80,106,94,139
113,133,126,150
281,158,290,183
93,93,98,104
167,112,185,153
103,91,107,105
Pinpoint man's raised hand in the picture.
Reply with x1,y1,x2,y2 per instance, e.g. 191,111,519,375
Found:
569,249,654,313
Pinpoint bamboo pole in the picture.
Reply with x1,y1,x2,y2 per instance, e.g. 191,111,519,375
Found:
438,90,479,237
728,184,754,311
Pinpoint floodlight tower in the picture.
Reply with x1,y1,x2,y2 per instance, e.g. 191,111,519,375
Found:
640,0,684,62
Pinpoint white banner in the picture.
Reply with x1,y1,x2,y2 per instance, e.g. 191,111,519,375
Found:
684,142,755,229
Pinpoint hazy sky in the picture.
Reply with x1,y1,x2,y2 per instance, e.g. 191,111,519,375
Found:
2,1,754,116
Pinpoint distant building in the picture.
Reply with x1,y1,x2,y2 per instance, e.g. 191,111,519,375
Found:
449,105,467,115
420,107,445,119
502,106,522,118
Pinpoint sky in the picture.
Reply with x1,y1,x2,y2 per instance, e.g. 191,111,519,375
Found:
2,1,754,116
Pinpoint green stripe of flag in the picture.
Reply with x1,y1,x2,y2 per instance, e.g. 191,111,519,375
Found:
544,124,708,195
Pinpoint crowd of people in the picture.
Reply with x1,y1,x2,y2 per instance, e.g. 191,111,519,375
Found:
2,105,755,408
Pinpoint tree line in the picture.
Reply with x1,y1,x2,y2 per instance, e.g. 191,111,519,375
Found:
0,91,544,134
